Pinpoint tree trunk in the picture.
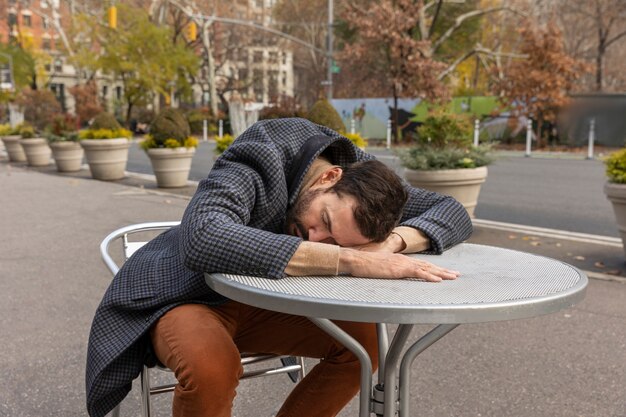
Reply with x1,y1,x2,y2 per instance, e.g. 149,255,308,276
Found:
595,45,604,92
535,113,544,148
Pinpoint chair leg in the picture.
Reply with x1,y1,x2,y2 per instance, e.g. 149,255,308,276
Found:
140,365,153,417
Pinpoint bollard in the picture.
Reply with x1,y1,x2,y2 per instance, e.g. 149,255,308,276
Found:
587,118,595,160
351,118,355,134
203,119,208,141
525,118,533,157
386,119,392,150
473,119,480,147
218,119,224,139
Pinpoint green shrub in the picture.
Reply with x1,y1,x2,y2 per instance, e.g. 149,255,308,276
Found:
605,148,626,184
0,123,12,136
19,124,36,139
150,108,191,145
417,112,472,149
398,144,494,170
90,112,122,131
44,115,79,143
307,99,345,132
140,135,198,150
79,128,132,140
215,134,234,154
341,132,368,149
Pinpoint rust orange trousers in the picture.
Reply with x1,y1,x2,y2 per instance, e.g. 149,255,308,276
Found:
150,301,378,417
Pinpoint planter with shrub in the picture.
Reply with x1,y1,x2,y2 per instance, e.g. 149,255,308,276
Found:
19,124,52,167
398,111,493,217
79,112,132,181
141,108,198,188
46,116,84,172
0,124,26,162
604,148,626,257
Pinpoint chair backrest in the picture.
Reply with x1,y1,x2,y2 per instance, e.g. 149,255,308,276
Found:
100,221,181,275
99,222,306,417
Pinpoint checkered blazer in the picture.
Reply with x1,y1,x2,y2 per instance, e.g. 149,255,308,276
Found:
85,118,472,417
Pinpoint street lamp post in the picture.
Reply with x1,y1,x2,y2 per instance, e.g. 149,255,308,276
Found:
326,0,334,100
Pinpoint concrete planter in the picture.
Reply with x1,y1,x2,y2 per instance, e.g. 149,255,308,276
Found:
50,141,84,172
604,182,626,257
19,137,52,167
404,166,488,218
2,135,26,162
147,147,196,188
80,138,130,181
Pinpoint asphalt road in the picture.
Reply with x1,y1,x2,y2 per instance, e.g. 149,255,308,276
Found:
128,141,617,238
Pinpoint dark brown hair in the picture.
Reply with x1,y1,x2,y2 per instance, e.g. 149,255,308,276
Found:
328,160,408,242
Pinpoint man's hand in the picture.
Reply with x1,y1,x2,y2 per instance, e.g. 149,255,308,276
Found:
353,232,406,253
338,248,459,282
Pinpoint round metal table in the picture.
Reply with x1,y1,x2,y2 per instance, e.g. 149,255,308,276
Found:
206,243,588,417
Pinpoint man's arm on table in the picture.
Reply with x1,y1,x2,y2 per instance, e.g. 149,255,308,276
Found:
285,226,459,282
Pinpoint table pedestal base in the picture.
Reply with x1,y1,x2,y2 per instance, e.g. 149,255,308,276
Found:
309,318,459,417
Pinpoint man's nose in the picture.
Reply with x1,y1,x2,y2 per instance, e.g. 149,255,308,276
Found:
307,227,331,243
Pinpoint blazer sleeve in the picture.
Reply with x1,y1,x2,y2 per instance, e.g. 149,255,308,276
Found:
398,183,473,254
178,142,302,280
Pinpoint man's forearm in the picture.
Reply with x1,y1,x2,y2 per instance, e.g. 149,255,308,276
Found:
284,241,340,276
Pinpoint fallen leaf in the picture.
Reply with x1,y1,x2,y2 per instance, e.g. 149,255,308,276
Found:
573,255,585,261
555,243,562,247
606,270,621,276
564,313,572,318
566,252,573,256
530,241,541,246
594,262,605,269
522,236,531,241
508,235,517,240
164,199,172,204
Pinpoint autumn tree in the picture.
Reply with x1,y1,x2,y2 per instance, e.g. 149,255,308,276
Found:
68,81,102,126
495,20,588,146
91,4,199,124
340,0,448,142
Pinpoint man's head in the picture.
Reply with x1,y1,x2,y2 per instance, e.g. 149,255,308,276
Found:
285,160,408,246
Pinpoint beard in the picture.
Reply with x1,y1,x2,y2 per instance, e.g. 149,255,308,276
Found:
284,188,324,240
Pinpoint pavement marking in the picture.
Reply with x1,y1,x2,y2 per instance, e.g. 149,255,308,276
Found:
473,218,622,248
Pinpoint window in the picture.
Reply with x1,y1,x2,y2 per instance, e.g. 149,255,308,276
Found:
269,52,277,64
102,85,108,99
55,38,63,50
253,51,263,63
54,58,62,72
42,18,49,29
44,63,51,72
42,38,51,50
22,14,32,27
8,13,17,26
116,86,122,100
255,0,263,8
239,68,248,82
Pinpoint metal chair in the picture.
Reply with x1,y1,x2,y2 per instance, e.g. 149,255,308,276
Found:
100,222,306,417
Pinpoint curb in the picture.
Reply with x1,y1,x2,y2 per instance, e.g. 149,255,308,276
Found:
472,219,622,247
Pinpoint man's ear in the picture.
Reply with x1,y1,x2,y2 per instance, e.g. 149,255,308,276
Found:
316,166,343,187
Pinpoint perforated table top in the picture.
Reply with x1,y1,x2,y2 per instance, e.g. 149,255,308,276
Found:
206,244,587,324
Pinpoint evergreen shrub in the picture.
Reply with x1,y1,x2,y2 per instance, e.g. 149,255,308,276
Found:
307,99,345,132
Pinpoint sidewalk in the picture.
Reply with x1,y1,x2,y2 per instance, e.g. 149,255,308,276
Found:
1,160,624,417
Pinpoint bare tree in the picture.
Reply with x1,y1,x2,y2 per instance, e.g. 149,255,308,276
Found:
558,0,626,92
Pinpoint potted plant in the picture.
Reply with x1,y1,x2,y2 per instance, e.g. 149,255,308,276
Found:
398,111,493,217
604,148,626,257
140,108,198,188
79,112,132,181
45,116,84,173
1,124,27,162
19,124,52,167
